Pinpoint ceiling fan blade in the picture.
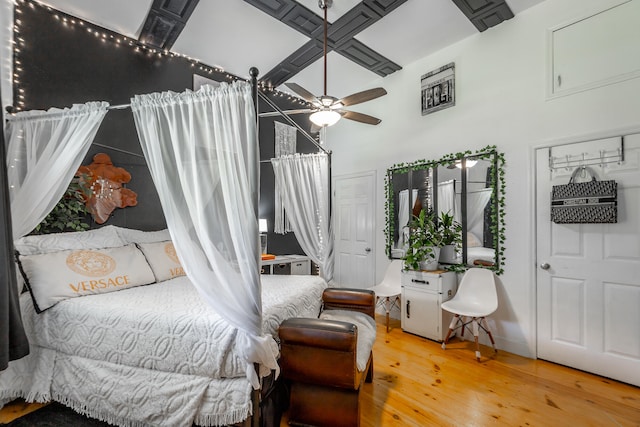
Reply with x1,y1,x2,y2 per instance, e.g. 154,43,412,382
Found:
284,83,320,105
338,87,387,107
341,110,382,125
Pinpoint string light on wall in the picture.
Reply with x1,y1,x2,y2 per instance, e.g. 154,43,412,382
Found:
10,0,310,111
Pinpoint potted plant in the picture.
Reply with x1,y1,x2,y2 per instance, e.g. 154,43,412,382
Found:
438,211,463,263
403,210,463,271
404,209,443,271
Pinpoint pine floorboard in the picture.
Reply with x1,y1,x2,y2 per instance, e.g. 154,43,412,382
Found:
282,315,640,426
2,314,639,426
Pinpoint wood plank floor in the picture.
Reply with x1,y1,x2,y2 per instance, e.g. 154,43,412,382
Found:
283,315,640,426
3,314,639,426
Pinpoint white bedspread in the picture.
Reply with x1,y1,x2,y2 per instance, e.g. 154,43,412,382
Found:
1,274,327,426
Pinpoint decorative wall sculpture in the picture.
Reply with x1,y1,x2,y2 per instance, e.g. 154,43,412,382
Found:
77,153,137,224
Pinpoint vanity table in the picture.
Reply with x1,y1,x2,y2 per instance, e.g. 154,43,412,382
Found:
401,270,457,342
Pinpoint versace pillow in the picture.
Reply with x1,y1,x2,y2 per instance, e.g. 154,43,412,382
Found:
18,243,155,312
137,241,186,282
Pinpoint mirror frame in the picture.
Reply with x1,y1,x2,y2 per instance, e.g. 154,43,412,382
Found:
384,145,505,274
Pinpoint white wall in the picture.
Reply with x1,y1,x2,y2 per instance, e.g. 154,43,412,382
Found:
324,0,640,357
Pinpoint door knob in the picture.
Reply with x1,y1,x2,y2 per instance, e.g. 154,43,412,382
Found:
365,247,371,253
540,263,550,270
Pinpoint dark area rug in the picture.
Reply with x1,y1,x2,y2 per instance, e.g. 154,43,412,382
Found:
5,402,112,426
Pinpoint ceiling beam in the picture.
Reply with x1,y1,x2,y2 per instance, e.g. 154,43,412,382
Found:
138,0,200,50
245,0,405,88
450,0,514,32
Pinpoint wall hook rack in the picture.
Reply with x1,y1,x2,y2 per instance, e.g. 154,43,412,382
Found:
549,136,624,171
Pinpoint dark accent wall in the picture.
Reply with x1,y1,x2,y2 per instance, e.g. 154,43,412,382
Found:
13,1,316,254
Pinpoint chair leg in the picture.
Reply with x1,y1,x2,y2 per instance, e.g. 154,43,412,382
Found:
472,318,481,361
385,297,391,333
459,316,467,340
481,317,498,354
441,314,460,349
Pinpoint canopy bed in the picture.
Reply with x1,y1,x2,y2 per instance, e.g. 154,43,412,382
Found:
0,69,338,427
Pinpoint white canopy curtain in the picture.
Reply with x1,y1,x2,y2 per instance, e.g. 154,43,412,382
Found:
397,189,417,249
130,82,277,388
2,101,109,371
5,102,110,239
271,153,334,282
438,180,459,223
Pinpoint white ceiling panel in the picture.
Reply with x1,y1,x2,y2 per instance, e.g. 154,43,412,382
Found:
174,0,309,80
357,0,476,67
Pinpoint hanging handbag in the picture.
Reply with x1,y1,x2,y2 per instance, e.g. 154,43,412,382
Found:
551,166,617,224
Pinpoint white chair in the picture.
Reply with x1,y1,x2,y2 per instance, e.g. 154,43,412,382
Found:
441,268,498,361
369,259,403,332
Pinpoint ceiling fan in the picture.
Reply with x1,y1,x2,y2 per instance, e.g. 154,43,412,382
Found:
284,0,387,128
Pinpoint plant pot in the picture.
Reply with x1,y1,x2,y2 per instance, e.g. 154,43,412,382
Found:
439,244,457,264
418,247,440,270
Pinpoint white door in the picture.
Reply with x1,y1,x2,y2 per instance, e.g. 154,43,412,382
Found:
333,171,375,288
536,133,640,386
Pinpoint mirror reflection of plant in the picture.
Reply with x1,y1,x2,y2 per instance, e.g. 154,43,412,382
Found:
33,175,91,234
438,211,462,249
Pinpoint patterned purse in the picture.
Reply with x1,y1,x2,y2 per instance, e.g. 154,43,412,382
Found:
551,166,617,224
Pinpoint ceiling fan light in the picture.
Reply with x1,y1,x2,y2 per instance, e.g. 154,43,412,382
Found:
455,159,478,168
310,109,341,127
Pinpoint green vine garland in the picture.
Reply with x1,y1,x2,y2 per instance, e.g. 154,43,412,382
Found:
383,145,506,275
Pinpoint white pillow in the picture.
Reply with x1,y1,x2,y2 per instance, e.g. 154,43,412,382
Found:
14,225,124,256
137,241,185,282
114,226,171,245
18,243,156,312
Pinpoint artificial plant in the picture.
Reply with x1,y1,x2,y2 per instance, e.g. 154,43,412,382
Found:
33,176,91,234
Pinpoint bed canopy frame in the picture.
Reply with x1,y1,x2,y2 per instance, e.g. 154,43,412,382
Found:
1,67,333,427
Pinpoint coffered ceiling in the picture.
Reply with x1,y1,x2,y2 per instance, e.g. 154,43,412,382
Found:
32,0,545,100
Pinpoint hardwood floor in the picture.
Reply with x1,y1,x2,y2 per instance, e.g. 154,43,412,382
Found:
3,314,640,426
0,400,47,424
283,315,640,426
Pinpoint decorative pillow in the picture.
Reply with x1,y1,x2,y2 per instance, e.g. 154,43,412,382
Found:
467,232,483,248
18,243,156,313
137,241,186,282
14,225,124,256
114,226,171,245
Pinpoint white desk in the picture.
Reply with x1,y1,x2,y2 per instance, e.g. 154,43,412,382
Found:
261,255,311,275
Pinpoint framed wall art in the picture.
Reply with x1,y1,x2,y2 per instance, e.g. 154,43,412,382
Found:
421,62,455,115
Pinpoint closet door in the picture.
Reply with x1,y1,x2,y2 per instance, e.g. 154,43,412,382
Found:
333,171,375,288
535,133,640,387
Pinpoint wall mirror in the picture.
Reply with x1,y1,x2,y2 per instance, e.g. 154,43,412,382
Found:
384,146,505,274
